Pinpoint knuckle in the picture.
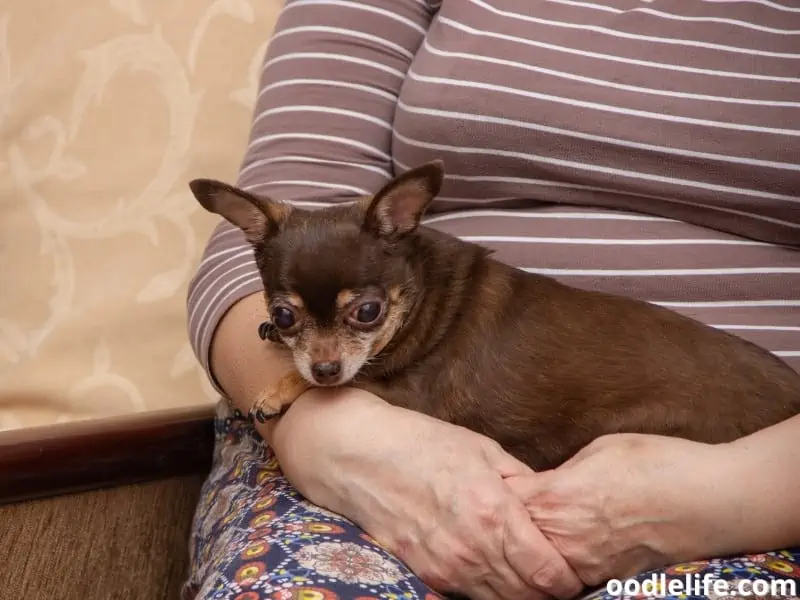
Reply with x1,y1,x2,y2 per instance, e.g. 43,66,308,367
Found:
416,537,465,591
494,570,545,600
421,539,487,590
571,549,606,585
527,558,565,592
465,489,505,529
482,437,505,455
476,503,503,529
388,533,413,559
559,547,606,590
581,567,609,588
417,564,453,592
451,541,484,569
515,585,550,600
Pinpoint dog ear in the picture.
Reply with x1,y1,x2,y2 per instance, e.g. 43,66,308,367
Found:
363,160,444,238
188,179,291,244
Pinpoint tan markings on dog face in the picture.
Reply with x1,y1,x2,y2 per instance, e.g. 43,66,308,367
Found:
290,328,322,380
281,335,298,349
336,289,356,309
370,294,409,356
286,293,305,309
294,332,367,386
307,336,342,365
331,334,373,384
293,349,315,384
388,285,402,304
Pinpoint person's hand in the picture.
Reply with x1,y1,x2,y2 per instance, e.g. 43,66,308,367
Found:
504,433,743,587
266,387,584,600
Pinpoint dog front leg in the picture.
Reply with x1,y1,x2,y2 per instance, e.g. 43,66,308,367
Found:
250,370,312,423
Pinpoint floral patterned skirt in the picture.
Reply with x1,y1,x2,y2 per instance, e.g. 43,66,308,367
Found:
182,400,800,600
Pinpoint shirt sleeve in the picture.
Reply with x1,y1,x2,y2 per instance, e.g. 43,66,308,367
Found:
187,0,436,392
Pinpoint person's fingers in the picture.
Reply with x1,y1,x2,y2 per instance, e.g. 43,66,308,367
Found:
484,556,550,600
469,491,552,600
558,441,601,467
503,500,585,600
503,472,556,505
467,582,512,600
482,439,537,478
482,445,582,598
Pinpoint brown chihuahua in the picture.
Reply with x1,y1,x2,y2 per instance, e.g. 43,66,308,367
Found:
189,161,800,471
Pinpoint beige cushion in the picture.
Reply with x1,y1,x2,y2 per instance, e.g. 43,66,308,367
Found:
0,0,283,430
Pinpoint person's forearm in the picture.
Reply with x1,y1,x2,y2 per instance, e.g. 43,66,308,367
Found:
678,412,800,561
721,412,800,551
209,292,286,406
208,292,296,443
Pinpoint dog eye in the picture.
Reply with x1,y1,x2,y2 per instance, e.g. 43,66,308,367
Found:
271,306,296,330
355,302,382,324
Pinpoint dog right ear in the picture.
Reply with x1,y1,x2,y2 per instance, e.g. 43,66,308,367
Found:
188,179,291,244
362,160,444,239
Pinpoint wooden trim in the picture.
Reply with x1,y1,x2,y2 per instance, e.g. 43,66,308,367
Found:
0,405,216,505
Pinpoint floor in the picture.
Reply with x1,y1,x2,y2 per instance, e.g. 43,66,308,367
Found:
0,475,205,600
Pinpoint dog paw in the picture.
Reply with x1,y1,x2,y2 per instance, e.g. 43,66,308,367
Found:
247,372,311,424
249,390,285,423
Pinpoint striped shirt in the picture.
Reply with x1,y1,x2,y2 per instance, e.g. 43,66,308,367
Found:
188,0,800,393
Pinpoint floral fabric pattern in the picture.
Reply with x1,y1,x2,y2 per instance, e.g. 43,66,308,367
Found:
183,400,800,600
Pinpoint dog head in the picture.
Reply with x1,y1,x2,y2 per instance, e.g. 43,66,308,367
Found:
189,160,444,386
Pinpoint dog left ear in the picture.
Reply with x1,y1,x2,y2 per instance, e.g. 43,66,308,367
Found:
189,179,291,244
363,160,444,238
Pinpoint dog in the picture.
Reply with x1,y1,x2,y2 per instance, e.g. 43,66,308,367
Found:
189,160,800,471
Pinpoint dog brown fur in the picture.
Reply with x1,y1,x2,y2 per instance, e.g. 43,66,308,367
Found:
189,161,800,471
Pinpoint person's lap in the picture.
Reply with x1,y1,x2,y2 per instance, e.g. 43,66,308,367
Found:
182,400,800,600
182,399,446,600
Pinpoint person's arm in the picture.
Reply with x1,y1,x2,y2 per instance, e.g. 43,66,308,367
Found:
505,412,800,586
714,412,800,553
187,0,437,432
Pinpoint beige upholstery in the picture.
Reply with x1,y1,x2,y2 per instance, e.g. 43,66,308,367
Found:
0,0,282,430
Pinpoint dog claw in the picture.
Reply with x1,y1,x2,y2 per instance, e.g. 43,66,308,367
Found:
248,406,278,423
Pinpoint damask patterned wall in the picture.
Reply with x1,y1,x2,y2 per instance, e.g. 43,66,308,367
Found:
0,0,282,430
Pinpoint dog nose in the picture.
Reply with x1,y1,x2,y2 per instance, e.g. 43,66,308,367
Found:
311,361,341,383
